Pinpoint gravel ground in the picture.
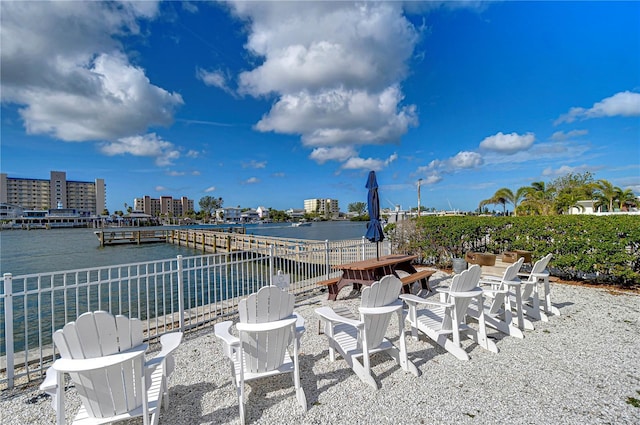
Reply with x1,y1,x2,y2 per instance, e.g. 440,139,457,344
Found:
2,271,640,425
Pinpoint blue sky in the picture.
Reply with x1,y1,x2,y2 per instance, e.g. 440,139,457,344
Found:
2,1,639,214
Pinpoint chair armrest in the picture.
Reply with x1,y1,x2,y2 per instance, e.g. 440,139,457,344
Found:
315,306,363,329
448,287,483,299
293,312,306,334
400,293,452,308
146,332,183,372
154,332,183,359
214,321,240,349
39,365,57,394
360,300,403,316
52,345,148,373
481,286,508,299
236,316,298,333
502,279,522,287
480,276,502,285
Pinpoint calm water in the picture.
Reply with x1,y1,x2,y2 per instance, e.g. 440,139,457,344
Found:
0,221,369,276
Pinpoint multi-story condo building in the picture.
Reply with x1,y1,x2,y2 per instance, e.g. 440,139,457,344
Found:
0,171,106,215
304,198,340,219
134,195,194,217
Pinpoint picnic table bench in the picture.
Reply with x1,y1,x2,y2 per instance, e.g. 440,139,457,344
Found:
317,255,434,301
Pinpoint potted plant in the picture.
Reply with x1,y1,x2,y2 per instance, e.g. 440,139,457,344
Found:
443,234,467,274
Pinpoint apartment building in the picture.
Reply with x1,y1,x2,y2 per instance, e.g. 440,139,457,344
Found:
0,171,106,215
303,198,340,219
133,195,194,217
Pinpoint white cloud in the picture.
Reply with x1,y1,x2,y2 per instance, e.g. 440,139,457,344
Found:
182,1,199,14
204,186,216,193
422,173,443,185
166,170,185,176
550,129,588,141
341,157,387,171
542,164,592,177
100,133,180,166
225,1,420,152
479,132,535,154
186,150,200,158
242,160,267,169
341,152,398,171
245,177,260,184
155,186,168,192
450,151,484,168
256,86,418,147
555,91,640,124
309,146,358,164
196,67,234,95
1,1,183,147
416,151,483,180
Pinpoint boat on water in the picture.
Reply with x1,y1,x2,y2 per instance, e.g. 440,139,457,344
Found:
292,221,311,227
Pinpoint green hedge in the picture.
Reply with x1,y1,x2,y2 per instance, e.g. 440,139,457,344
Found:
388,215,639,287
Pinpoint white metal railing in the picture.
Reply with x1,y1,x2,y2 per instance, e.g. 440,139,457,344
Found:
1,237,388,389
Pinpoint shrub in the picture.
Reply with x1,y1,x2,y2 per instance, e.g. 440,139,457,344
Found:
387,215,639,288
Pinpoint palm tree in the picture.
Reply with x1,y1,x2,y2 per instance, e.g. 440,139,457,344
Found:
479,193,508,215
518,181,556,215
618,188,638,211
593,179,619,212
479,187,521,215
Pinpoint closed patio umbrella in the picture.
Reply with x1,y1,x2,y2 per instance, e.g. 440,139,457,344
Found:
365,170,384,260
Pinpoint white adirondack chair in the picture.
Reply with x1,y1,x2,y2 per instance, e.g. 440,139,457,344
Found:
400,265,497,361
214,286,307,425
517,253,558,320
467,258,526,339
39,311,183,425
315,275,420,389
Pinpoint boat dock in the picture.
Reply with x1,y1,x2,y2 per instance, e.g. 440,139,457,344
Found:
95,228,367,266
95,229,170,246
167,229,320,254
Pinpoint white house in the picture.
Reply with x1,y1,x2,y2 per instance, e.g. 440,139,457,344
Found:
256,206,269,219
569,200,598,214
217,207,242,223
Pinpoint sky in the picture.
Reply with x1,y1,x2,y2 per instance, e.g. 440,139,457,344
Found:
1,1,639,214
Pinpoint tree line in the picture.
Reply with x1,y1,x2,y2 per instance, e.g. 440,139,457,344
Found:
478,172,638,216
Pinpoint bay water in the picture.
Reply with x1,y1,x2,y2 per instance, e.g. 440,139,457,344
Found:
0,221,369,356
0,220,369,277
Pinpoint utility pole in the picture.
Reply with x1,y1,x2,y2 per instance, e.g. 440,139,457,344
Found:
417,178,423,218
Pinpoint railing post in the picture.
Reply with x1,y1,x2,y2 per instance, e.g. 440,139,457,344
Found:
268,245,274,285
3,273,14,389
325,240,330,279
361,236,366,260
176,256,184,332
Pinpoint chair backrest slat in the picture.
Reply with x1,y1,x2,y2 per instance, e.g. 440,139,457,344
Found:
239,286,295,373
441,265,481,330
360,275,402,349
504,257,524,282
52,311,146,420
530,254,552,277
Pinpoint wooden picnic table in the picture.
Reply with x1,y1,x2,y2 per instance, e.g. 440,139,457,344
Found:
322,254,433,301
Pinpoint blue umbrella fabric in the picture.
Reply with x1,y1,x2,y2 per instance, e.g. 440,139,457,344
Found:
365,171,384,259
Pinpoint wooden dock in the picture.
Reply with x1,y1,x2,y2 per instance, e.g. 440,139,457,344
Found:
96,228,370,267
95,230,170,246
167,229,324,254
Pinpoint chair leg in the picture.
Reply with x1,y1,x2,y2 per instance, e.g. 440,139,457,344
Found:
543,278,561,316
440,335,470,361
351,357,379,390
238,381,246,425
